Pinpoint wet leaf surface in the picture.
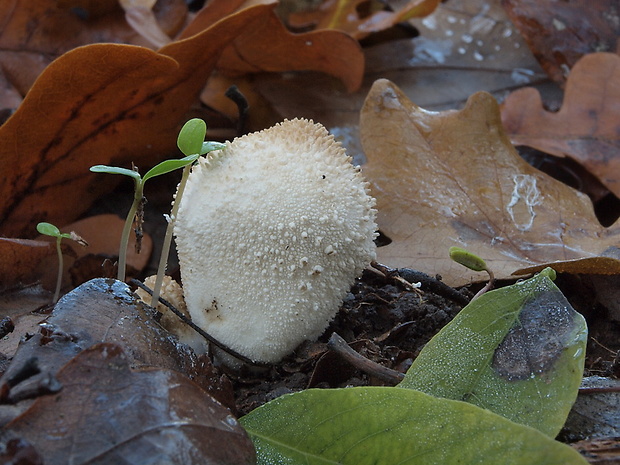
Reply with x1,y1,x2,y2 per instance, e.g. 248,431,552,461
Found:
2,343,255,465
400,269,587,437
501,52,620,197
360,78,620,285
502,0,620,84
254,0,550,163
0,278,236,419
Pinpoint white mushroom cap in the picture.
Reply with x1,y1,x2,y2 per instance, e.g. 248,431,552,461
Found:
174,119,377,364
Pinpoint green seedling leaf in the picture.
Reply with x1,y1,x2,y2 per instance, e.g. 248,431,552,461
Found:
36,222,86,303
241,386,587,465
399,267,586,438
201,141,226,154
177,118,207,156
89,165,141,181
36,222,72,240
142,154,199,183
449,246,487,272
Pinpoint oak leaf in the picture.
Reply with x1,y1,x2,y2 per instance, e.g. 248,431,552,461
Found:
360,79,620,286
286,0,441,39
502,0,620,84
0,3,363,238
0,0,187,95
501,52,620,198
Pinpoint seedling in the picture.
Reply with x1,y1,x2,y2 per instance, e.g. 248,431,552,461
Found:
449,246,495,299
36,222,87,303
150,118,226,307
90,155,200,282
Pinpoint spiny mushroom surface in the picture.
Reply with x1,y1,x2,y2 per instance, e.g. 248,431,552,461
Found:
174,118,377,364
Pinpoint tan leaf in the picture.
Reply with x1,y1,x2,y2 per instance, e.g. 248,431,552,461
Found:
361,79,620,286
501,52,620,198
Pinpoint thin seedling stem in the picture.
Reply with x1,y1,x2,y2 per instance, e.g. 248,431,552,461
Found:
151,165,192,306
52,236,63,303
118,180,144,282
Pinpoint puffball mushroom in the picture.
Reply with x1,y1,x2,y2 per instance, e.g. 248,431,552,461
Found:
174,118,377,364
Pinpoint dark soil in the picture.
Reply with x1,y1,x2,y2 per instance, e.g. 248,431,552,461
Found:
208,268,619,418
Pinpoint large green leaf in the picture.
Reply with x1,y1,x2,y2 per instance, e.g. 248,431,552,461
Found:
399,268,587,437
241,386,587,465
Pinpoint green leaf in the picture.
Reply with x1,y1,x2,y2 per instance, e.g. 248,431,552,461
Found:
177,118,207,156
201,141,226,154
36,222,61,237
241,386,587,465
142,154,199,183
37,222,73,240
449,246,487,271
399,268,587,437
89,165,141,181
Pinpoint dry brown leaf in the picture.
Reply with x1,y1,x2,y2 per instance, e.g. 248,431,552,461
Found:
0,0,187,93
178,0,271,39
501,52,620,198
0,239,55,289
0,4,363,238
360,79,620,286
502,0,620,84
62,214,152,272
214,5,363,93
286,0,441,40
0,214,150,292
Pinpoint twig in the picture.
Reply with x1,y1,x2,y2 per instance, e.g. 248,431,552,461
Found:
578,386,620,395
225,85,249,136
369,261,424,300
327,332,404,385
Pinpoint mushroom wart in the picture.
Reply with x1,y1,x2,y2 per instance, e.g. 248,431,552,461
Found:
174,119,377,364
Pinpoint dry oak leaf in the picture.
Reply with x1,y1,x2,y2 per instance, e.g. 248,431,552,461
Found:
179,0,363,93
361,79,620,287
0,238,55,289
286,0,441,40
501,52,620,198
0,0,187,95
0,3,363,239
502,0,620,85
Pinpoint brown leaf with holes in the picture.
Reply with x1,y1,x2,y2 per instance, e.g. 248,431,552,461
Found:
501,52,620,198
286,0,440,39
0,3,363,239
361,79,620,286
3,344,254,465
502,0,620,84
